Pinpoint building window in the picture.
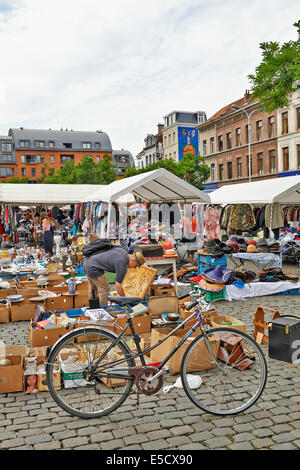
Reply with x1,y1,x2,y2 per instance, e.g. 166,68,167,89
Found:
235,128,241,146
31,168,36,177
297,108,300,130
227,162,233,180
2,153,12,161
1,141,12,151
203,140,207,156
257,152,264,175
297,145,300,169
35,141,45,148
63,143,72,149
211,164,215,181
173,132,176,143
21,168,26,177
36,155,45,163
218,135,223,151
20,140,30,148
0,167,14,177
283,147,289,171
60,155,74,165
268,116,276,138
256,121,263,141
210,137,215,154
219,163,224,181
82,142,91,149
282,112,288,134
50,155,55,164
237,157,242,177
49,141,55,148
226,132,232,149
269,150,276,173
95,143,100,149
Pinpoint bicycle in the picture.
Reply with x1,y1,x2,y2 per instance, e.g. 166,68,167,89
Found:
46,289,267,419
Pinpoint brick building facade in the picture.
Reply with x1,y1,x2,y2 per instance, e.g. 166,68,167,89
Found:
198,93,278,188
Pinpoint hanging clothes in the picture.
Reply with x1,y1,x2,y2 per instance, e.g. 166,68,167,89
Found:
265,203,284,229
227,204,256,233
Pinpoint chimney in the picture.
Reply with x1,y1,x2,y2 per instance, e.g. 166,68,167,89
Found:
244,89,250,100
157,123,164,133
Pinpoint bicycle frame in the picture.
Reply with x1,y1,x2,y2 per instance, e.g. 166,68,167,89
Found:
84,298,216,381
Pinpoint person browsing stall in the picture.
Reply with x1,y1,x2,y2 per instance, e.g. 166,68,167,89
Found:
83,246,145,307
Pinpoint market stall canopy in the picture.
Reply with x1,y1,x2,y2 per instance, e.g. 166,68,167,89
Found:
0,184,109,205
210,175,300,205
82,169,211,203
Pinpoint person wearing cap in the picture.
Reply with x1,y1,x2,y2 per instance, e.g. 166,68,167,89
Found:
83,246,145,306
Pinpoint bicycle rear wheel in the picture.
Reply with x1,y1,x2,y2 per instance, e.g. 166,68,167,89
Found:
180,327,267,415
46,327,135,419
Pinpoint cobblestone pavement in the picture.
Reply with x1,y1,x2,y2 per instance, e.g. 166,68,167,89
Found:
1,287,300,450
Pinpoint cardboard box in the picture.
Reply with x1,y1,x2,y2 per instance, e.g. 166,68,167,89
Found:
23,353,60,393
0,303,10,323
4,345,29,357
150,284,176,297
210,315,245,333
74,293,89,309
45,295,74,312
17,288,40,299
150,328,220,375
148,296,179,319
11,299,39,322
0,287,17,299
115,314,151,335
0,355,23,393
59,351,90,389
29,320,68,347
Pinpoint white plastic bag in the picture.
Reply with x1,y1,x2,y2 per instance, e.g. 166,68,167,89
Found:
163,374,202,394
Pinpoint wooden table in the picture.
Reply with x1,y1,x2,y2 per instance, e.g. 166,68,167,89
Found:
144,255,179,294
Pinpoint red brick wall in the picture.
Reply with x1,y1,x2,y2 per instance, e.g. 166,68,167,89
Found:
215,107,278,185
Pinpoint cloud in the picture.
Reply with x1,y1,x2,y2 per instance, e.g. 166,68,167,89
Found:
0,0,299,157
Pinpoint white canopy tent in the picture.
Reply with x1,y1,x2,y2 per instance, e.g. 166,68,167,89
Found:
82,168,211,204
81,168,210,238
210,175,300,205
0,184,113,206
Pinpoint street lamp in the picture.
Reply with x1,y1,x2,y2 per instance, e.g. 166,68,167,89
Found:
231,103,259,182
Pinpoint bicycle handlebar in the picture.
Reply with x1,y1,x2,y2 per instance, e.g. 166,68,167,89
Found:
185,300,199,311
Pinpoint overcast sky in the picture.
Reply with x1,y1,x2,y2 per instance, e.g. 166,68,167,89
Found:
0,0,298,158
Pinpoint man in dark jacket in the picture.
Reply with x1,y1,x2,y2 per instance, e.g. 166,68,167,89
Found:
83,247,145,306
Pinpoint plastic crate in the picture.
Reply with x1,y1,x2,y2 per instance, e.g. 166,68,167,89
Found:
197,254,227,266
274,289,300,296
200,288,226,302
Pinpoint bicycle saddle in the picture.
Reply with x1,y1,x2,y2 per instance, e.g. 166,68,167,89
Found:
108,295,142,306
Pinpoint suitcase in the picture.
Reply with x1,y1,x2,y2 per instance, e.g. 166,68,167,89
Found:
268,315,300,364
134,244,163,258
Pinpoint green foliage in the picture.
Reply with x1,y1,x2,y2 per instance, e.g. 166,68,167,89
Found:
123,154,210,189
248,21,300,112
37,163,55,183
2,176,29,183
43,154,116,185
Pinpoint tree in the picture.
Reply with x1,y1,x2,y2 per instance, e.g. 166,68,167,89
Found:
44,159,77,184
37,162,55,183
43,154,117,184
2,176,29,183
95,154,117,184
123,155,210,189
248,21,300,112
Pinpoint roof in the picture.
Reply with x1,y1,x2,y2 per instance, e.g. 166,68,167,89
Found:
83,168,210,204
9,128,112,151
210,175,300,205
200,94,254,126
0,184,109,205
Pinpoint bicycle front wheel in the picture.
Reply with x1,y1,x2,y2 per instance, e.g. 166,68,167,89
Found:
46,327,135,419
180,327,267,416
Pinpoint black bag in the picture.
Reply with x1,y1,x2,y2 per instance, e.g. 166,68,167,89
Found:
82,239,113,258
